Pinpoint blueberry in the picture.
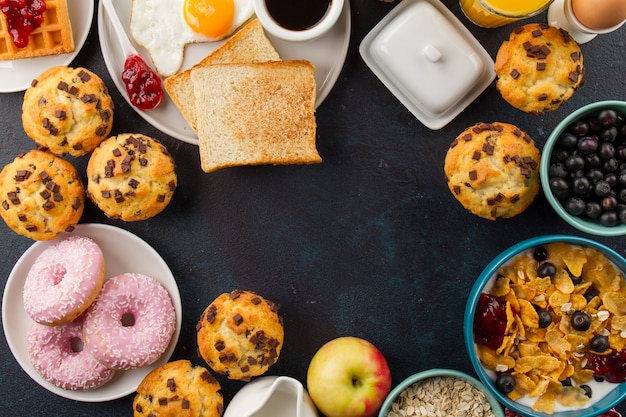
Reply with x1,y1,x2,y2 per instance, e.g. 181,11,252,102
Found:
619,207,626,224
561,377,572,387
587,168,604,183
593,180,612,197
537,308,552,328
602,196,618,211
570,120,590,136
598,109,618,126
578,136,598,154
549,163,569,179
590,335,609,352
549,177,570,199
533,247,548,263
571,311,591,331
617,145,626,161
572,176,591,195
580,384,593,399
600,211,618,227
565,154,585,172
495,373,516,394
598,142,615,160
567,269,583,285
601,126,618,142
585,153,601,168
603,158,620,172
537,262,557,279
558,131,579,149
564,197,586,215
551,148,570,163
585,201,602,219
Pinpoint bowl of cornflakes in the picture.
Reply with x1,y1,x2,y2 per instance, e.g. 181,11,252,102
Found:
465,235,626,417
378,368,504,417
541,100,626,236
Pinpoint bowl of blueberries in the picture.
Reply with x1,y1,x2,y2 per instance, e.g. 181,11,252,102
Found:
541,100,626,236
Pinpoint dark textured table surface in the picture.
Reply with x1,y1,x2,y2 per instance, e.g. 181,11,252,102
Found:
1,0,626,415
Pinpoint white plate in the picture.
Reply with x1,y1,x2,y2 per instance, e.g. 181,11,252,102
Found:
2,223,182,402
97,0,351,145
0,0,94,93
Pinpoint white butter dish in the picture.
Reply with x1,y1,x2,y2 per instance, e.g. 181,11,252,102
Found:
359,0,495,130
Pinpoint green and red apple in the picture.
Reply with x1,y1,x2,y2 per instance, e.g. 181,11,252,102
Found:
306,336,392,417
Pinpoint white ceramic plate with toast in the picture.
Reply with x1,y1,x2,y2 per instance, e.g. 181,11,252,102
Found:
97,0,351,145
2,223,182,402
0,0,94,93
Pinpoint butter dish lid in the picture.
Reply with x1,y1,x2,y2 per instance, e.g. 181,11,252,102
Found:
359,0,495,130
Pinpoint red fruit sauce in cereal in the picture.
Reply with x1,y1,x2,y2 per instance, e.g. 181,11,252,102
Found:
589,349,626,383
0,0,46,48
122,54,162,111
473,293,508,350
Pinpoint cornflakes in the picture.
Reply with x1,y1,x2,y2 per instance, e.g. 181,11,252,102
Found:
474,243,626,413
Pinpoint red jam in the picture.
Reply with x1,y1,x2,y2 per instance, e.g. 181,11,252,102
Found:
473,293,508,350
589,349,626,383
0,0,46,48
121,54,163,111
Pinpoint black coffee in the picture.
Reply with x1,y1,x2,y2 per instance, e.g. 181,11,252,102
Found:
265,0,332,31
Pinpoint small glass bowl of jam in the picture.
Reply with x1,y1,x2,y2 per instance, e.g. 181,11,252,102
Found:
464,235,626,417
252,0,344,42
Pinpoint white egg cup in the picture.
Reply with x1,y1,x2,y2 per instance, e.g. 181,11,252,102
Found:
253,0,344,42
547,0,626,44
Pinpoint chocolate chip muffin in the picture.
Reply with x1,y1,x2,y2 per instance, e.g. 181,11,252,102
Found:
133,360,223,417
22,66,114,157
0,150,84,240
444,122,541,220
86,133,177,221
494,23,584,114
197,290,284,381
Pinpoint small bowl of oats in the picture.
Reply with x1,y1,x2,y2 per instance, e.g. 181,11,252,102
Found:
378,368,504,417
465,234,626,417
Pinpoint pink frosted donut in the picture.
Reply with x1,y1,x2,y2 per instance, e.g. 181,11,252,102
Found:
27,318,115,390
23,236,105,325
82,273,176,370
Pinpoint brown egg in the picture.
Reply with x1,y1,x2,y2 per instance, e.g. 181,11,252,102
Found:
571,0,626,30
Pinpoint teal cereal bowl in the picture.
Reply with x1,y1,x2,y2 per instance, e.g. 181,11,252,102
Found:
465,235,626,417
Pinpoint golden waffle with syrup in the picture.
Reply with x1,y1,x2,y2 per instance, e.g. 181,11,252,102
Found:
0,0,74,61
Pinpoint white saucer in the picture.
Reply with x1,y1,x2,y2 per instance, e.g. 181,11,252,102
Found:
2,223,182,402
97,0,351,145
0,0,94,93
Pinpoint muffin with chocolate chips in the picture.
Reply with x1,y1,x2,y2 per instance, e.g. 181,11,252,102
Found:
444,122,541,220
494,23,584,115
133,360,223,417
197,290,284,381
22,66,114,157
0,150,85,240
86,133,177,221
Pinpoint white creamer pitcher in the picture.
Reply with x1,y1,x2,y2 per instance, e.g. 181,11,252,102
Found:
223,376,319,417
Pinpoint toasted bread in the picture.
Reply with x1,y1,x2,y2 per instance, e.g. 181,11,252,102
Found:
191,60,320,173
164,19,281,131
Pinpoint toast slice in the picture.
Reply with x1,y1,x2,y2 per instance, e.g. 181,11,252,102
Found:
191,60,321,173
164,19,281,131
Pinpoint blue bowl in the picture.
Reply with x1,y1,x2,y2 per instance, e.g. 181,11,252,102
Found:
464,235,626,417
541,100,626,236
378,368,504,417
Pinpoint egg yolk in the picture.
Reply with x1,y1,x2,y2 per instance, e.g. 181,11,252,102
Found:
183,0,235,38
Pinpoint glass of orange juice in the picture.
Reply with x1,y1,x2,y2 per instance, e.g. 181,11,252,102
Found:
460,0,554,28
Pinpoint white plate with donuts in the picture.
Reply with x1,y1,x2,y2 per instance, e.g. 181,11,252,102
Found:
1,223,182,402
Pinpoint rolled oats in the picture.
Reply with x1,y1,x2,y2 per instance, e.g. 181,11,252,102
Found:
386,376,496,417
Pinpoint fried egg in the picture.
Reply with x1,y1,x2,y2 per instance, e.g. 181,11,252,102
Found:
130,0,254,77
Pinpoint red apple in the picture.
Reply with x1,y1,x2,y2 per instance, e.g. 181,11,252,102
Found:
306,336,392,417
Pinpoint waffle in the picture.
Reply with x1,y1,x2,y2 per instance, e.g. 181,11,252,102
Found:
0,0,74,60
